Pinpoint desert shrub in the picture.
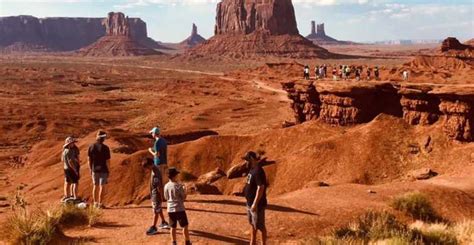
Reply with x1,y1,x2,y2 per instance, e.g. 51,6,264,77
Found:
333,211,409,241
452,220,474,244
3,199,102,244
390,192,441,222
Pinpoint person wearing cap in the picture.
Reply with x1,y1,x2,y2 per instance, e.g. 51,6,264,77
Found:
62,136,80,202
148,126,168,199
88,130,111,208
164,167,191,245
243,151,268,245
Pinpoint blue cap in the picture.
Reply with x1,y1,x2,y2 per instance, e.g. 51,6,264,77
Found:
149,127,160,135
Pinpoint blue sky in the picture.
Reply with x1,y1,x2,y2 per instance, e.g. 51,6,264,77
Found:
1,0,473,43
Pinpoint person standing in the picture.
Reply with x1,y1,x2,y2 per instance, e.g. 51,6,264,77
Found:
143,159,170,235
62,137,80,202
403,70,409,81
366,67,371,80
164,167,191,245
303,65,310,80
148,127,169,204
244,151,268,245
374,66,380,80
88,130,111,208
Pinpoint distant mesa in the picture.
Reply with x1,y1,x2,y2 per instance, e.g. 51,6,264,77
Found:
79,12,161,56
439,37,473,58
305,21,356,45
187,0,333,58
179,23,206,48
0,14,164,53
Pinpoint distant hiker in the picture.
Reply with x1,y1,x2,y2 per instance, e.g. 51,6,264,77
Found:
319,66,325,80
62,137,80,202
355,68,361,81
332,67,337,80
374,66,380,80
88,130,110,208
303,65,310,80
244,151,268,245
323,64,328,78
403,70,409,81
148,126,168,201
315,65,320,79
345,66,351,80
339,65,343,79
366,67,371,80
143,159,170,235
164,167,191,245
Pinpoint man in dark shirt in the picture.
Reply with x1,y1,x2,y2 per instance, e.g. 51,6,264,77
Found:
243,151,267,245
88,130,111,208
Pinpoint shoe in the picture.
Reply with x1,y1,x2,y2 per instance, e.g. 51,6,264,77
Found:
159,222,170,229
60,196,71,203
185,241,192,245
146,226,158,236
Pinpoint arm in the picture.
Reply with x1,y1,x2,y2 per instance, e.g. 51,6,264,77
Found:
180,184,187,201
164,185,169,201
251,185,265,212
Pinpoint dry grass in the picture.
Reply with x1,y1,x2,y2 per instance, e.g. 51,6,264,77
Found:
390,192,441,222
2,192,102,244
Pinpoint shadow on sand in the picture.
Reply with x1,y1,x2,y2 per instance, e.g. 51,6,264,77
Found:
186,207,246,216
94,221,131,229
189,199,318,216
190,230,248,244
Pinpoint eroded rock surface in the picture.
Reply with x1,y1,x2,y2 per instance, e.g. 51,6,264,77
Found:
282,80,474,141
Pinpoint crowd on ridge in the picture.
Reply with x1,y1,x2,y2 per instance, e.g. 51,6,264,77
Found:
303,64,410,81
61,127,268,245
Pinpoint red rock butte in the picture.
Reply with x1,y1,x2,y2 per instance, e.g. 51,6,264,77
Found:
179,23,206,48
187,0,333,58
305,21,356,45
79,12,160,56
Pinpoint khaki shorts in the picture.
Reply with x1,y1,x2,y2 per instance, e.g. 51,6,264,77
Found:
247,206,265,231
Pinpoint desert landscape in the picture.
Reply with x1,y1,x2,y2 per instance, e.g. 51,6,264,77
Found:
0,0,473,244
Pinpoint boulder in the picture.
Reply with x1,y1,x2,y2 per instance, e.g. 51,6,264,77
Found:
197,168,226,184
184,182,222,195
407,168,438,180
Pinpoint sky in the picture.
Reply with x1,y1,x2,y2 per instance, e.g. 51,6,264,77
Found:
1,0,473,43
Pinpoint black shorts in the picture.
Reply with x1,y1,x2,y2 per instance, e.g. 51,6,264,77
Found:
64,169,79,184
168,211,189,228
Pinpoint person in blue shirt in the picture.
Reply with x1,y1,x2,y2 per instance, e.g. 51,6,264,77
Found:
148,127,169,213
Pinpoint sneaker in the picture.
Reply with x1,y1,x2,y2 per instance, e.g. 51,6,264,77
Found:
60,196,71,203
159,222,170,229
146,226,158,236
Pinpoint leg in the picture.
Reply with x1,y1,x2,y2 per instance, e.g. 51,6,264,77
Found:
98,184,105,205
171,228,176,243
261,227,267,245
250,226,257,245
64,181,70,197
92,184,98,204
183,226,190,243
159,209,166,224
71,183,77,199
152,213,158,227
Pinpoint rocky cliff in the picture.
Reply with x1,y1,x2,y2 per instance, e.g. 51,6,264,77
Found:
282,80,474,142
187,0,333,58
439,37,473,58
179,23,206,48
78,12,160,56
0,14,160,51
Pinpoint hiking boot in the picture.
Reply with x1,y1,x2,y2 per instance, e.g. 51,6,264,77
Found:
159,222,170,229
61,196,71,203
146,226,158,236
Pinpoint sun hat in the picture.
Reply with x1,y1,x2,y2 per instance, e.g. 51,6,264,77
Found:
167,167,180,178
96,130,107,139
63,136,77,148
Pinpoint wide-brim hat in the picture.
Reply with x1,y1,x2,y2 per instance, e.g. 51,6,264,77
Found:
63,137,78,148
167,167,180,178
242,151,258,161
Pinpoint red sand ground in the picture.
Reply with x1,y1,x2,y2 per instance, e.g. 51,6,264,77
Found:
0,44,473,244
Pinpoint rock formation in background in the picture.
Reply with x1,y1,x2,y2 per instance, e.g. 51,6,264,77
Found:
179,23,206,48
79,12,160,56
0,14,163,52
187,0,333,58
305,21,356,45
282,81,474,142
439,37,473,58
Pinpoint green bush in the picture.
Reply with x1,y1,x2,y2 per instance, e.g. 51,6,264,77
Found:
391,192,441,222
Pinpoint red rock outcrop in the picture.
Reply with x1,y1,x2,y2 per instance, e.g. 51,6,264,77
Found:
282,80,474,142
79,12,160,56
439,37,473,58
305,21,356,45
0,15,161,51
179,23,206,48
187,0,333,58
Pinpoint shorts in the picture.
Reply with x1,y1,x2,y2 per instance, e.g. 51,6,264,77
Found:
64,169,79,184
247,206,265,231
150,174,162,213
158,165,168,186
168,211,189,228
92,172,108,185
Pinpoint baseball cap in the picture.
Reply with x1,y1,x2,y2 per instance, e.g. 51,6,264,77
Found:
242,151,258,161
149,127,160,135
